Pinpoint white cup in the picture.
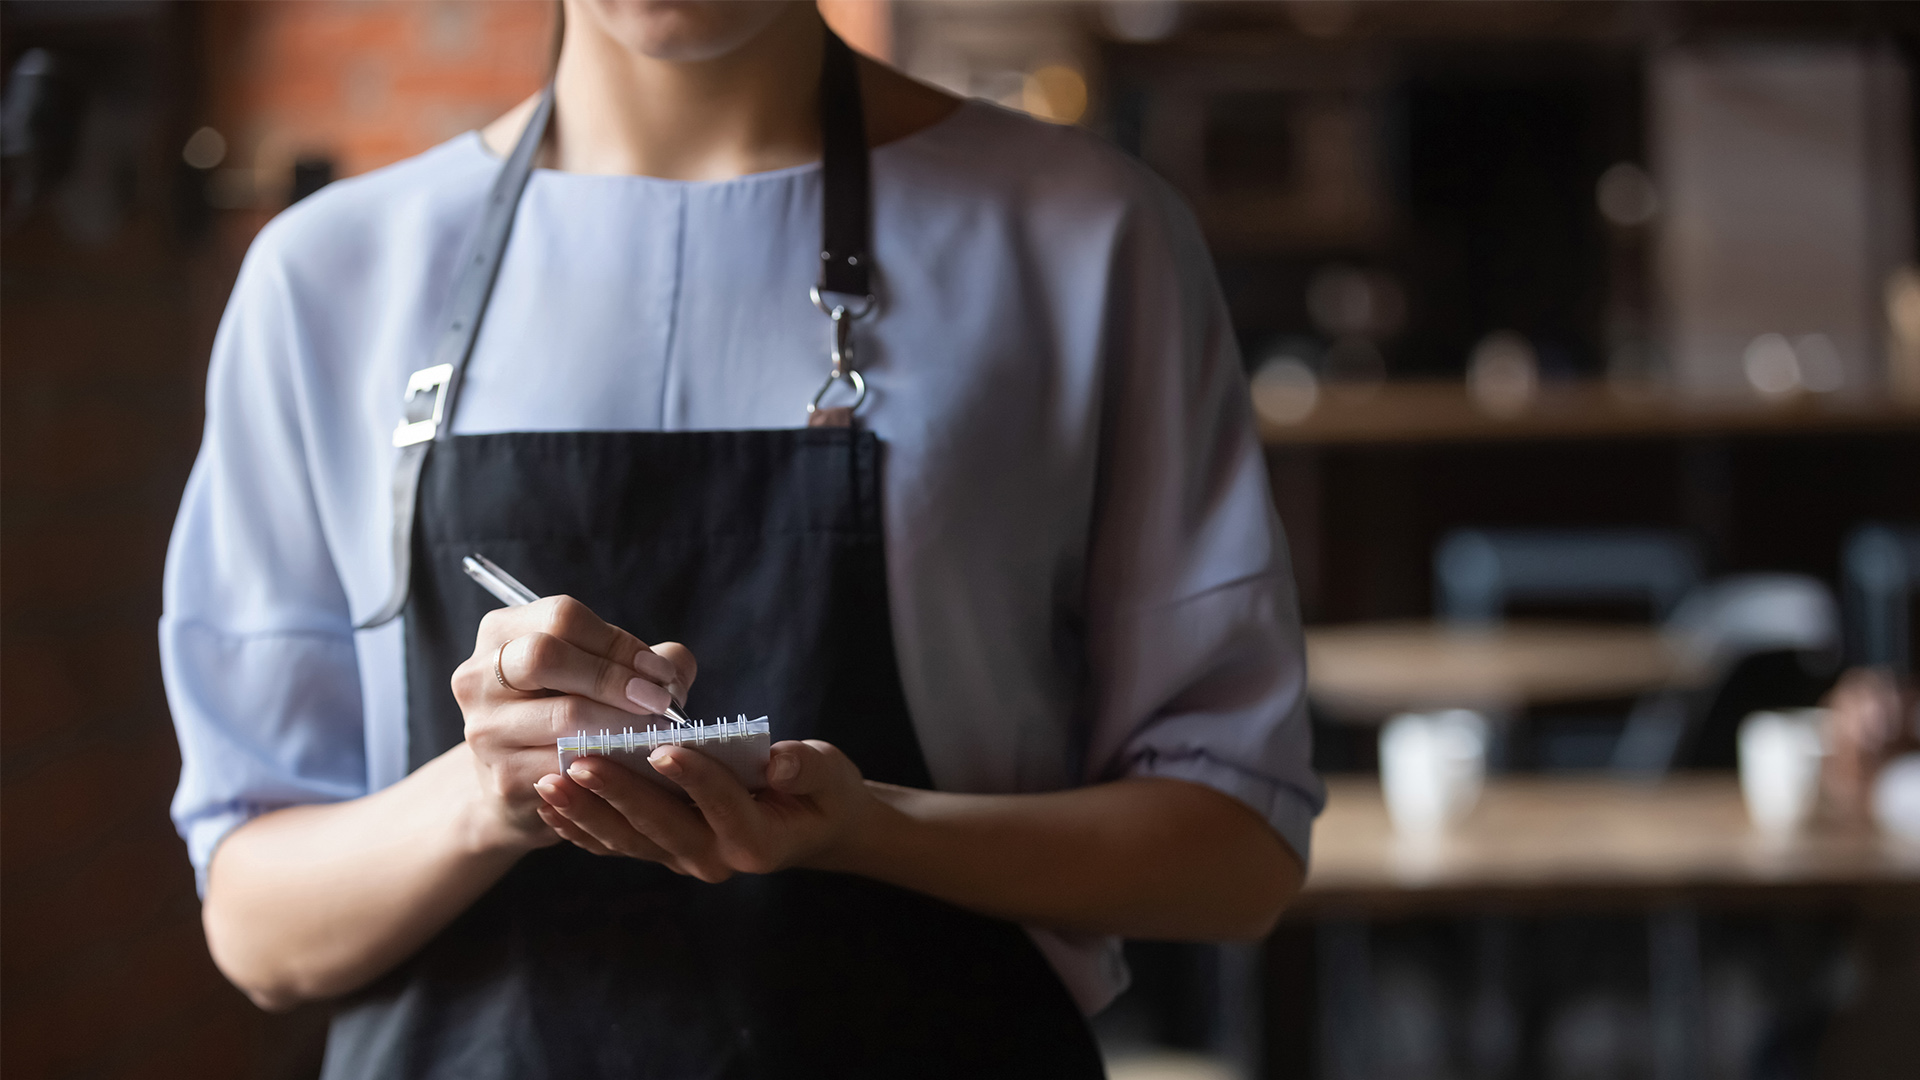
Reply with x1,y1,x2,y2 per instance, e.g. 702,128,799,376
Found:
1380,709,1489,837
1871,753,1920,843
1737,708,1827,836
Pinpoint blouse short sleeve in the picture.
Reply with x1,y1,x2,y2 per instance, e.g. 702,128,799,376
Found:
1081,178,1325,865
161,228,368,893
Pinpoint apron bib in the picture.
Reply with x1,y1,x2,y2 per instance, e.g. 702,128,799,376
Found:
322,32,1104,1080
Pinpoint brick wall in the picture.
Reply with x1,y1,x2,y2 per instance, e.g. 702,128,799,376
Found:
199,0,552,213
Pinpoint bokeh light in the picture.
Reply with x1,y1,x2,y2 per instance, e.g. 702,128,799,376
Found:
1467,330,1539,416
1023,65,1087,125
1596,161,1659,226
1251,354,1321,425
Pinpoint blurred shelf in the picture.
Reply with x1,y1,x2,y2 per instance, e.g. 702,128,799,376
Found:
1259,380,1920,446
1305,619,1691,721
1290,775,1920,918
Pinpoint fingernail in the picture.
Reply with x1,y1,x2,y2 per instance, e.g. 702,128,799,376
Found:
626,677,668,714
649,749,682,777
771,753,798,783
537,775,571,808
567,762,602,790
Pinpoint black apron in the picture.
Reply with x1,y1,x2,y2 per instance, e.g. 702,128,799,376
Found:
321,32,1105,1080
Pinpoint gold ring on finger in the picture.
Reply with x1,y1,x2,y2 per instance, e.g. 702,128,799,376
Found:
495,638,531,694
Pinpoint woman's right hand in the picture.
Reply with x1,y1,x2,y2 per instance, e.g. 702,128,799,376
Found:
449,595,697,849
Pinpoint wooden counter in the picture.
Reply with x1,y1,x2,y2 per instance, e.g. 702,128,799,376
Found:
1259,380,1920,446
1290,775,1920,917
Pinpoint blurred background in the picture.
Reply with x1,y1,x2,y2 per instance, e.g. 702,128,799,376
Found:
3,2,1917,1078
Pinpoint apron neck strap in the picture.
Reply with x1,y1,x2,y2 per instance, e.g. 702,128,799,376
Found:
424,84,554,448
816,30,871,299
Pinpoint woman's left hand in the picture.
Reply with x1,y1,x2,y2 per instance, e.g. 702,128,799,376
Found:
533,739,876,881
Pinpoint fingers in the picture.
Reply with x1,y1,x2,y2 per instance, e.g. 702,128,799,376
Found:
764,740,842,797
498,632,674,715
535,772,676,862
467,694,651,753
539,744,849,880
650,747,771,871
649,642,698,703
533,596,681,691
477,595,686,696
535,803,616,857
560,757,729,879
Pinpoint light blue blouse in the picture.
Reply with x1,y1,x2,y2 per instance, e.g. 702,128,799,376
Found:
161,100,1323,1012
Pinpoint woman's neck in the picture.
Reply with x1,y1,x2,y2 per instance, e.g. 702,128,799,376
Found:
481,7,959,180
551,2,823,179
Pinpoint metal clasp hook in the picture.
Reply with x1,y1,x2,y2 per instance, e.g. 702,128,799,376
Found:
807,285,875,422
808,367,867,419
829,303,854,377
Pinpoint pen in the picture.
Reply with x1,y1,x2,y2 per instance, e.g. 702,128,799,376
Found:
462,552,694,727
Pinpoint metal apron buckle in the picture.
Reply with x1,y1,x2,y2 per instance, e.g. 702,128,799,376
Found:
807,284,874,428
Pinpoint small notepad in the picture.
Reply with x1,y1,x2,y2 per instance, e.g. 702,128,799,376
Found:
558,716,772,795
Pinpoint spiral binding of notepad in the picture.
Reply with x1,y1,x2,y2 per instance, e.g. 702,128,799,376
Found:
559,715,772,795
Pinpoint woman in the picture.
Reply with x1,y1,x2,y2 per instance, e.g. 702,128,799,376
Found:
163,2,1322,1075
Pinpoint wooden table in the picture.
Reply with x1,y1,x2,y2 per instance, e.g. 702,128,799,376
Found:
1257,378,1920,446
1294,775,1920,917
1286,776,1920,1079
1304,619,1694,721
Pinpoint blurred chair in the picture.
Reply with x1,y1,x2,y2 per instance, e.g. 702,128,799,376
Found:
1430,529,1842,773
1844,523,1920,674
1433,528,1702,769
1434,528,1702,625
1618,574,1841,773
1664,572,1840,670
